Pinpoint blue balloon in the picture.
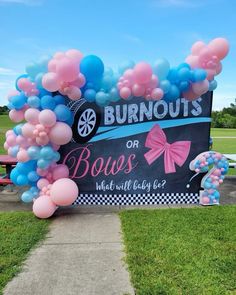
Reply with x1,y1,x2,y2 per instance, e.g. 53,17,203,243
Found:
13,124,23,135
209,80,217,91
80,55,104,82
84,89,96,102
109,88,120,102
28,146,41,160
178,68,191,81
27,96,41,109
53,152,61,162
37,159,50,169
28,171,40,182
15,74,29,91
10,93,27,110
95,91,109,107
41,95,56,110
153,58,170,80
118,60,135,74
65,114,74,126
40,146,54,160
39,89,52,98
179,81,190,92
101,75,114,92
25,62,39,79
10,168,19,184
54,104,71,121
54,95,65,105
17,174,28,186
192,69,207,82
10,145,20,157
35,73,44,88
159,80,171,93
177,63,191,70
21,191,34,203
167,68,179,83
165,85,180,101
104,67,114,76
7,102,14,110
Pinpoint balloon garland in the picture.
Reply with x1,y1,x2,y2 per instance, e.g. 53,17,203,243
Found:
3,37,229,218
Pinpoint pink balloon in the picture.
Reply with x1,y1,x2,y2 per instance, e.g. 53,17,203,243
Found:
134,62,152,84
33,196,57,219
215,62,222,75
191,41,206,55
6,130,14,137
50,178,78,206
6,135,16,146
182,87,199,101
53,52,65,59
67,86,81,100
151,88,164,100
37,178,50,190
52,164,69,180
39,110,56,127
48,59,58,72
206,69,215,81
149,75,159,88
123,69,134,83
17,78,32,91
192,80,209,95
4,142,9,150
42,72,60,92
17,149,29,162
36,136,49,146
49,122,72,145
25,108,40,125
132,84,145,97
22,123,36,138
57,58,79,82
9,109,25,123
208,38,229,60
37,168,48,177
65,49,83,62
16,135,25,145
120,87,131,99
185,55,200,69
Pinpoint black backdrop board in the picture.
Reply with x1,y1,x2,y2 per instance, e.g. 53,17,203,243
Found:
59,92,212,205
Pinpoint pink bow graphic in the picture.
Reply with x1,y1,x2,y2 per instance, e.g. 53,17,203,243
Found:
144,124,191,174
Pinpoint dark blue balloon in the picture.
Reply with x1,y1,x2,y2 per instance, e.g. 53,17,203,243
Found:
39,89,52,98
178,68,191,81
11,93,27,110
192,69,207,82
41,95,56,110
80,55,104,82
179,81,190,91
54,95,65,105
17,174,28,186
65,114,74,126
54,104,71,121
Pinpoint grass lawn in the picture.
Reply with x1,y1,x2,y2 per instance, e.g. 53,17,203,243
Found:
0,212,50,294
211,128,236,137
120,206,236,295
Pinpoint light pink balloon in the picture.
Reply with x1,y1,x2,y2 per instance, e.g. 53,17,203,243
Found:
25,108,40,125
65,49,83,62
36,136,50,146
42,72,60,92
37,168,48,177
6,130,14,137
191,41,206,55
134,62,152,84
123,69,134,83
149,75,159,88
151,88,164,100
54,52,65,59
215,62,222,75
67,86,81,100
16,135,25,145
192,80,209,96
6,135,16,146
206,69,215,81
4,142,9,150
120,87,131,99
17,78,32,91
37,178,50,190
50,178,78,206
48,59,58,72
52,164,69,180
185,55,200,69
22,123,36,138
17,149,29,162
208,38,229,60
56,58,79,82
72,73,86,88
39,110,56,127
132,84,145,97
49,122,72,145
33,196,57,219
9,109,24,123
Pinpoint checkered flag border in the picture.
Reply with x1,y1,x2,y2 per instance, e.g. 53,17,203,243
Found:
73,192,200,206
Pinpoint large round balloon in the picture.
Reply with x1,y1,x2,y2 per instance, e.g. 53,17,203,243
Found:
50,178,78,206
80,55,104,82
33,196,57,219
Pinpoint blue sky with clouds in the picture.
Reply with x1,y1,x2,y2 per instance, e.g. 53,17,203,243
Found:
0,0,235,109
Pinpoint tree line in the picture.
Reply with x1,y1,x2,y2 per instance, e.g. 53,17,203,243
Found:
211,103,236,128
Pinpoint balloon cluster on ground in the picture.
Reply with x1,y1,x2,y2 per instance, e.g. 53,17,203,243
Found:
4,37,229,218
190,151,229,205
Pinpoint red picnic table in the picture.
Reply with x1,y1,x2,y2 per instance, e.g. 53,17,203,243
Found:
0,155,17,185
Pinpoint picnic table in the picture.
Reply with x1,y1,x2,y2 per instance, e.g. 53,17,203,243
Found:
0,155,17,186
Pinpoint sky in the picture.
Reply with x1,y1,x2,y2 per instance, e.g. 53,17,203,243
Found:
0,0,235,110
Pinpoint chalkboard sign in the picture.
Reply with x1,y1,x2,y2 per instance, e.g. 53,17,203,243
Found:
59,92,212,205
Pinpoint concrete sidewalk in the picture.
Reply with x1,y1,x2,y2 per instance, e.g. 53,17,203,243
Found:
3,213,134,295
